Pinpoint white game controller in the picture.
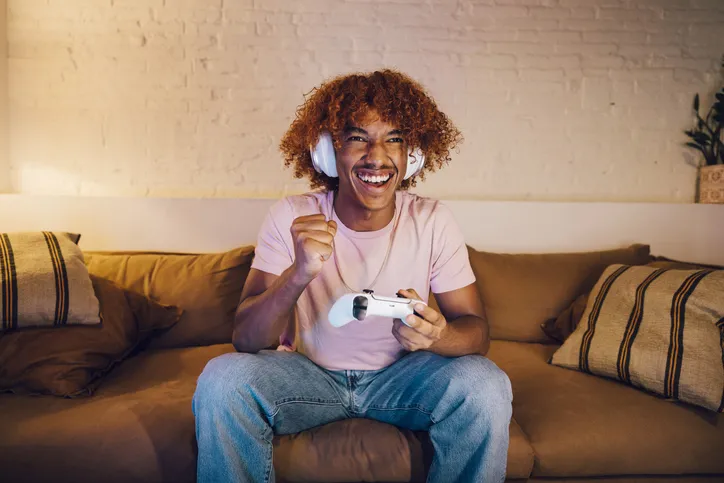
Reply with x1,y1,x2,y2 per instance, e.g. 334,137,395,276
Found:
328,290,426,328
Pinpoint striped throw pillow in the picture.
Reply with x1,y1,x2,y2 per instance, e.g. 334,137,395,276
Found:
0,232,100,331
551,264,724,412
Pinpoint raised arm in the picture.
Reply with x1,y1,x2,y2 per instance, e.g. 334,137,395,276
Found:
232,214,337,352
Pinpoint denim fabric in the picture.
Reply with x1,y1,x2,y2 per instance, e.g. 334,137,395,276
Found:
193,350,512,483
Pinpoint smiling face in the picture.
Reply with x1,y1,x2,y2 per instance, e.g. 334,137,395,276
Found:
334,110,408,220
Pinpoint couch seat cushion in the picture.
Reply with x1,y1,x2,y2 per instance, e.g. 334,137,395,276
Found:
0,344,232,483
274,416,533,482
486,341,724,478
0,344,533,482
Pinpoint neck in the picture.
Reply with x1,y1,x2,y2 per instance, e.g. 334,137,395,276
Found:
332,190,396,232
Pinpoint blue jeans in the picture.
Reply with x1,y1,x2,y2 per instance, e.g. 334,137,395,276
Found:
193,350,512,483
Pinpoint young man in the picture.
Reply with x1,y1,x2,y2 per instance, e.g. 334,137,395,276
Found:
193,70,512,482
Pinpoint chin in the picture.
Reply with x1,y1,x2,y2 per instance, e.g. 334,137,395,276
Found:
350,177,398,211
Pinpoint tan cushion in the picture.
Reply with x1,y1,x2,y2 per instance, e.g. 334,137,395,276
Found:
467,244,651,343
487,340,724,477
0,275,181,397
1,232,99,330
551,265,724,412
541,291,589,343
543,259,724,343
274,416,534,482
84,246,254,349
0,344,232,483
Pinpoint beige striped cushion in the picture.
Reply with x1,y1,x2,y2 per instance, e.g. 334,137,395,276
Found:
0,232,100,330
551,264,724,412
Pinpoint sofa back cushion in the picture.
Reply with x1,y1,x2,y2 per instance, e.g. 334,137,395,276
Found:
0,275,181,397
84,246,254,349
467,244,651,343
542,258,724,343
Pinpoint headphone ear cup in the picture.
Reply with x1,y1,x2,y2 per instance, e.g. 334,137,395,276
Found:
404,148,425,180
310,131,338,178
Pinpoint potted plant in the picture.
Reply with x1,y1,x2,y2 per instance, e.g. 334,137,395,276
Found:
684,56,724,203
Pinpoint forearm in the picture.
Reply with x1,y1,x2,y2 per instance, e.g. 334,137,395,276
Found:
232,266,310,353
427,315,490,357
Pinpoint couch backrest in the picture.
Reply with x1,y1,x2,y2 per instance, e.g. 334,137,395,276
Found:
83,243,653,347
3,194,723,347
84,247,254,350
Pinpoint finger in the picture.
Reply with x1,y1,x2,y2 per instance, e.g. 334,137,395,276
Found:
396,289,442,326
292,220,334,235
298,230,335,245
294,214,327,223
412,303,445,326
403,314,438,337
327,220,337,236
392,322,421,351
301,238,333,261
397,288,422,301
394,318,435,343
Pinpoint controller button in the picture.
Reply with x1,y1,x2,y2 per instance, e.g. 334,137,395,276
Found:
353,306,367,320
353,295,368,321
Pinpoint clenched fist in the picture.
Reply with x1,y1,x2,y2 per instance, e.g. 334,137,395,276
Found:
290,214,337,282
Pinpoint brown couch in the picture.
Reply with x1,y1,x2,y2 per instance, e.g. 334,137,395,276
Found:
1,244,723,483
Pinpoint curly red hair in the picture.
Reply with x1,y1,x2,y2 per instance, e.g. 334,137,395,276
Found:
279,69,463,191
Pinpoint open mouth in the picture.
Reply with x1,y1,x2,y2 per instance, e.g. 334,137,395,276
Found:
355,172,393,189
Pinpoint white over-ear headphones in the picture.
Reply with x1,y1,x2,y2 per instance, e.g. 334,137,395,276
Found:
310,131,425,180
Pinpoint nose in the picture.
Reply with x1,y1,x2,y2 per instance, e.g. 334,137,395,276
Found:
364,140,389,167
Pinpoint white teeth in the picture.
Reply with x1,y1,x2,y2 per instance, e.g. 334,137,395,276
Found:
357,173,391,184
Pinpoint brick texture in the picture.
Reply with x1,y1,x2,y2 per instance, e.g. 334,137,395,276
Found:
5,0,724,201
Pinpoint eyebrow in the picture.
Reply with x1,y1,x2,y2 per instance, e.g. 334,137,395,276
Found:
344,126,404,136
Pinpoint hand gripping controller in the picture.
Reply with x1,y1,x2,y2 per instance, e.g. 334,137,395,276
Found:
328,290,426,328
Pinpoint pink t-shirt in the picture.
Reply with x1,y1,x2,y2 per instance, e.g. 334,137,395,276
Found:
251,190,476,371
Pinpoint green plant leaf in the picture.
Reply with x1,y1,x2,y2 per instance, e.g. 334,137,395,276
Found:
693,132,711,144
685,142,705,152
693,93,700,112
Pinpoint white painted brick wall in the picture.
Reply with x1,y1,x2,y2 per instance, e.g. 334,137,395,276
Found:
0,0,8,192
6,0,724,201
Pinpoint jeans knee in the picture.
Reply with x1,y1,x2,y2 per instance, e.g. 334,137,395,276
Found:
194,352,264,408
194,353,233,406
446,355,513,414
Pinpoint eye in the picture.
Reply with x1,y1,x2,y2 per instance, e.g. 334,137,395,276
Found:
388,137,404,143
347,135,366,142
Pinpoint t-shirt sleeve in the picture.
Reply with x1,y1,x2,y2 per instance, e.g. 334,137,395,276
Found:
250,198,295,276
430,202,476,294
